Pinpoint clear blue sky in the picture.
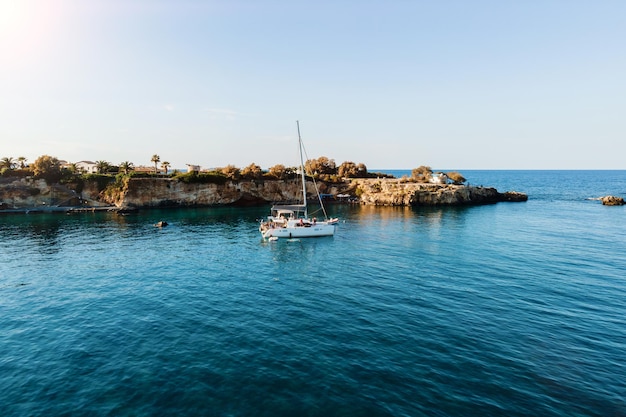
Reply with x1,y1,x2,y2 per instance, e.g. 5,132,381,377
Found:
1,0,624,170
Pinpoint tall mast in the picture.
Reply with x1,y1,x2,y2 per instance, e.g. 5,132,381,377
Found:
296,120,308,219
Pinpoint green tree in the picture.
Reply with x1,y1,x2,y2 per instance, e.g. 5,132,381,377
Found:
32,155,62,182
161,161,170,175
119,161,134,175
151,154,160,174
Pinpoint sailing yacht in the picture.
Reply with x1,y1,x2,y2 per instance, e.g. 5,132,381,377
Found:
259,122,338,239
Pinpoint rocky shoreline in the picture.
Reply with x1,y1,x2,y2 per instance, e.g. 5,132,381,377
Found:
350,178,527,206
0,176,529,213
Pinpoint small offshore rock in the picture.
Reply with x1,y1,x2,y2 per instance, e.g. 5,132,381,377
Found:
600,196,625,206
500,191,528,202
155,221,169,227
116,207,138,214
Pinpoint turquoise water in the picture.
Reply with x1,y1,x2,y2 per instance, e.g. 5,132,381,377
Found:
1,171,625,416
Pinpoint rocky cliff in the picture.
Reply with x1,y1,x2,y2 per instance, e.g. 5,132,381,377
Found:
0,177,107,210
102,177,344,208
0,176,526,211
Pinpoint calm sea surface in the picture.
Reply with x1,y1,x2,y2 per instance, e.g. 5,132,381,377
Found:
1,170,625,417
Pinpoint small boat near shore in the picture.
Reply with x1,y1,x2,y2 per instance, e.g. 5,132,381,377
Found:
259,122,338,239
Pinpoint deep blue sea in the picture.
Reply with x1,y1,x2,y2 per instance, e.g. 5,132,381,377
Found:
1,170,625,417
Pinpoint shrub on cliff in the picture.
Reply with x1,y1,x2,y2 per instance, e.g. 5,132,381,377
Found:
174,171,228,185
102,175,129,201
1,168,31,178
338,161,368,178
446,172,466,185
305,156,336,177
220,165,241,181
32,155,62,184
82,174,115,192
241,163,263,180
124,171,153,179
266,165,298,180
267,164,286,180
411,166,432,183
265,170,299,180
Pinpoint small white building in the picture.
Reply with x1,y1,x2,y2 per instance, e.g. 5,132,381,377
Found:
430,172,449,184
75,161,98,173
186,164,201,173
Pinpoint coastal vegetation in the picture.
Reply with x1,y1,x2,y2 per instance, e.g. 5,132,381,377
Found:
32,155,62,183
119,161,134,175
0,157,17,170
95,160,112,174
174,171,229,185
150,154,160,174
1,153,467,186
446,171,466,185
1,153,498,210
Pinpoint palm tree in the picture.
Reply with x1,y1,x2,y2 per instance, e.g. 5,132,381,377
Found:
0,157,16,170
95,160,111,174
151,154,160,174
17,156,27,169
119,161,134,175
161,161,170,175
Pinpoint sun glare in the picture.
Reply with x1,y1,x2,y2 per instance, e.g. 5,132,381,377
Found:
0,0,64,67
0,0,36,36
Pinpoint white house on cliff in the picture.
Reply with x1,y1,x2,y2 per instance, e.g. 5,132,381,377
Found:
60,160,98,173
75,161,98,173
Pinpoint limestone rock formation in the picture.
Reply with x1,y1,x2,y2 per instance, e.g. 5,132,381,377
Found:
500,191,529,202
350,179,527,206
600,196,625,206
104,178,313,208
1,176,527,211
0,178,46,208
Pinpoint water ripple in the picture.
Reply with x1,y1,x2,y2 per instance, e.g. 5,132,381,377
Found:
2,180,626,416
